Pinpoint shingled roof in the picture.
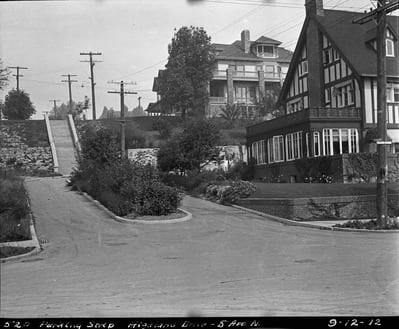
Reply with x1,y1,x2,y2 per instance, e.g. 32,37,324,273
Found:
316,9,399,76
212,43,263,61
254,36,282,45
213,38,293,62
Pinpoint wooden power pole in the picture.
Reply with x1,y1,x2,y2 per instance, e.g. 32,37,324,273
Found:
353,0,399,225
80,52,102,120
49,99,61,118
108,81,137,158
8,66,28,92
61,74,78,115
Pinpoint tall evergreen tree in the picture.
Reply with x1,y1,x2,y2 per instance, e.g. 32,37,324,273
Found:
158,26,215,118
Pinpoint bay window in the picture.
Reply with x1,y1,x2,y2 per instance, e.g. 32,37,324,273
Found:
322,128,359,156
268,135,284,163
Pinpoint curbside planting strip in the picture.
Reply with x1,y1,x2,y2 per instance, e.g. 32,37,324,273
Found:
231,204,399,233
79,190,192,224
0,197,41,263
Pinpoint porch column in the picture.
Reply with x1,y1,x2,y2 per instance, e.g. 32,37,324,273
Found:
258,70,265,102
227,68,234,105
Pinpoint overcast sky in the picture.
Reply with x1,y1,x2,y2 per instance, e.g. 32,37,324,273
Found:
0,0,377,119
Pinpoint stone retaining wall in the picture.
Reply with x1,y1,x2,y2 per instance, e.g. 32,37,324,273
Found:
236,194,399,221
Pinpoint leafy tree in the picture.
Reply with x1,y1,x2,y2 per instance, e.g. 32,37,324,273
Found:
257,83,283,119
2,89,36,120
49,96,89,119
78,125,120,170
0,59,10,90
157,118,220,173
219,103,241,126
157,26,215,118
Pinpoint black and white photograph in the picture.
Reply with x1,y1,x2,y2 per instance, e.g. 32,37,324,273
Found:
0,0,398,324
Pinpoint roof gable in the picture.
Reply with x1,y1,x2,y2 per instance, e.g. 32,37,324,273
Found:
315,9,399,77
254,36,282,45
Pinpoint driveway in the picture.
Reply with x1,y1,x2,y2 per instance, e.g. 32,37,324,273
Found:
1,176,398,317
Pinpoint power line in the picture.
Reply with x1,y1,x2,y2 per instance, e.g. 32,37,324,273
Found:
80,51,102,120
8,66,28,92
280,1,372,49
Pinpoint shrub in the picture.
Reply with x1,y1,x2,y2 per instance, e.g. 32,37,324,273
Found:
225,159,255,181
0,176,29,219
205,179,256,204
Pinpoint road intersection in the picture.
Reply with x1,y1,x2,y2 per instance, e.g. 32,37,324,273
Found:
1,176,398,317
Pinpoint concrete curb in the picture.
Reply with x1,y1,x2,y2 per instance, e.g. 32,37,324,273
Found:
231,204,399,233
80,190,192,224
0,198,41,263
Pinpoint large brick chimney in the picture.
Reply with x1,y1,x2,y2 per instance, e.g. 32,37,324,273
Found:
241,30,251,54
305,0,324,17
305,0,324,108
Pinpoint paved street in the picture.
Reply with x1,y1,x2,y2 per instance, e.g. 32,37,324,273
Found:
1,177,398,317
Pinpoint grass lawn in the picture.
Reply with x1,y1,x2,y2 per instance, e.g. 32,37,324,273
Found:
251,182,399,198
0,246,35,259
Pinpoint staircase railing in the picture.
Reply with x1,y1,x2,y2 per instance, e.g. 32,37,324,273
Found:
67,114,81,160
44,113,59,174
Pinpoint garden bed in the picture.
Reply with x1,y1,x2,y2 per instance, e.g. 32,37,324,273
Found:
0,211,31,242
0,246,35,259
124,209,187,221
334,218,399,230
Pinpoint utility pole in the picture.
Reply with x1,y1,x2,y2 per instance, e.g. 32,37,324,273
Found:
49,99,61,119
61,74,78,115
353,0,399,225
80,52,102,120
108,81,137,159
8,66,28,92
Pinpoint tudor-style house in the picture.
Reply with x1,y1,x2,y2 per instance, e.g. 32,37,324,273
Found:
147,30,293,118
246,0,399,182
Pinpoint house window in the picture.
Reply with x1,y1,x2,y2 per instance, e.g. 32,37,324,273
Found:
235,86,257,104
268,135,284,163
299,61,308,76
265,65,274,73
322,128,359,156
286,131,303,161
251,140,267,164
257,45,275,58
394,88,399,102
313,132,321,157
386,39,394,57
335,83,354,107
325,88,331,104
323,48,332,64
333,49,340,61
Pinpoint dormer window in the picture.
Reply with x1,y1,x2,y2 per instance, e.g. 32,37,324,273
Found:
256,45,277,58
